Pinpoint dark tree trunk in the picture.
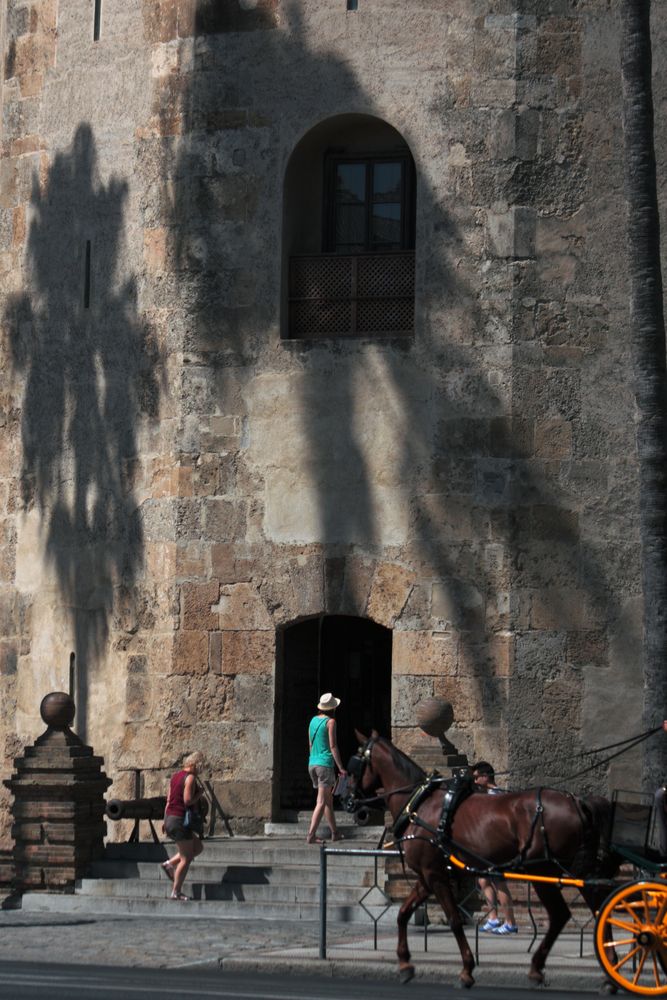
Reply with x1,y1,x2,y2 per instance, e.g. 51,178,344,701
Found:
620,0,667,786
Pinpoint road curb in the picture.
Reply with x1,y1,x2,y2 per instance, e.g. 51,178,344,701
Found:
218,954,608,991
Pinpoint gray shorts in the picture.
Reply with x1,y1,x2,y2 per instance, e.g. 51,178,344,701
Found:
164,813,193,842
309,765,335,789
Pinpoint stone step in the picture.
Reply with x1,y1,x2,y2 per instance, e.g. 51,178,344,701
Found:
264,821,383,837
104,838,380,867
76,877,386,905
265,812,387,835
86,860,378,887
20,891,400,923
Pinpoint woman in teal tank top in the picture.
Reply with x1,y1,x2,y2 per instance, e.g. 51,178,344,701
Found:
306,692,347,845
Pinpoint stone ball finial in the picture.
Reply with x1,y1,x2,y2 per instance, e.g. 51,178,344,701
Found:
40,692,76,730
416,697,454,738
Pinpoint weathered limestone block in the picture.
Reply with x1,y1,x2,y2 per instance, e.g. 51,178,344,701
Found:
220,630,274,675
288,555,324,620
432,580,484,630
171,629,208,674
514,629,565,679
530,588,606,631
216,583,272,630
534,418,572,459
458,632,514,679
211,544,253,584
339,556,375,618
392,675,434,727
114,724,164,771
366,562,415,627
208,779,271,835
393,630,458,676
181,579,219,630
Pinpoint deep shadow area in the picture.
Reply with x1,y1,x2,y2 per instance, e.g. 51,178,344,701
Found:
3,124,162,739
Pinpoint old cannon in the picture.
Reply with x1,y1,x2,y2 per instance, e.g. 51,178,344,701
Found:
106,796,167,844
106,797,166,822
106,791,213,843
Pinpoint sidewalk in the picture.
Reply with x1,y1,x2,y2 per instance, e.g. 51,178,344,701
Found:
220,924,604,991
0,905,605,991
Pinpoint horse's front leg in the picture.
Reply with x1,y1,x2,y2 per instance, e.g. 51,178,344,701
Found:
431,877,475,988
396,880,429,983
529,882,571,986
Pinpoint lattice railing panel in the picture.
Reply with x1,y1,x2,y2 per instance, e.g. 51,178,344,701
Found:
289,300,353,337
357,254,415,298
290,256,353,300
288,252,414,338
357,298,414,334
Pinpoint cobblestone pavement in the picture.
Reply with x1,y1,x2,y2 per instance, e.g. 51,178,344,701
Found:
0,912,363,968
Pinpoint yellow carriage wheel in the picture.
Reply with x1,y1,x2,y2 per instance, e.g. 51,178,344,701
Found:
594,881,667,996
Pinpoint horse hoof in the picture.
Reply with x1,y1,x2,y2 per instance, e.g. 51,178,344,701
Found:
399,966,415,984
528,972,546,989
457,974,474,989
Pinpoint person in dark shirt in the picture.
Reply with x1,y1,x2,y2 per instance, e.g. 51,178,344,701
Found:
473,761,518,935
161,751,206,901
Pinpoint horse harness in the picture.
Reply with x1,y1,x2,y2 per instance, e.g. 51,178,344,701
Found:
347,737,474,844
348,737,568,870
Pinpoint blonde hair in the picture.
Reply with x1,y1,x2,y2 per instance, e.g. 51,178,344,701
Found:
183,751,205,770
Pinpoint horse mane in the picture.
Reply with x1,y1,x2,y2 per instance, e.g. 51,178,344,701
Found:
381,737,427,785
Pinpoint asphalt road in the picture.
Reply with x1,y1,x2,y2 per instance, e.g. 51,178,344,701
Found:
0,962,602,999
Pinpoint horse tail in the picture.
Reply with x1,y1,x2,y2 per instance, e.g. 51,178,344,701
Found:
572,794,620,878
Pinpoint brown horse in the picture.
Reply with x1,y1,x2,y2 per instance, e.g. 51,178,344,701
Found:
347,731,618,989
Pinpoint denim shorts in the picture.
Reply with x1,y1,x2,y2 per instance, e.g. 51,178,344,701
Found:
309,765,335,788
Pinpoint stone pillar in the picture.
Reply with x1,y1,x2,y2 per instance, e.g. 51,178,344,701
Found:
4,692,112,891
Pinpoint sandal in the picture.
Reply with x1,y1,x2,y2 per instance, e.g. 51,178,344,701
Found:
306,834,324,845
331,832,345,842
161,861,175,881
170,891,188,901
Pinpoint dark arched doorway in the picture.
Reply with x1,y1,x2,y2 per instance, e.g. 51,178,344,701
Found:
274,615,392,814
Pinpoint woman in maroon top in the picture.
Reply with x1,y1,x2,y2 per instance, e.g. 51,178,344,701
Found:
161,751,205,901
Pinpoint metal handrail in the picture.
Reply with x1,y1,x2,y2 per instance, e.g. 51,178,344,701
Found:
319,845,596,963
319,845,400,959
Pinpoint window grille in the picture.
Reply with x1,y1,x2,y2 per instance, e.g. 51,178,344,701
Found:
288,252,414,339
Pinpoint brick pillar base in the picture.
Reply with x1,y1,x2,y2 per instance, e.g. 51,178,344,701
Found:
4,692,112,892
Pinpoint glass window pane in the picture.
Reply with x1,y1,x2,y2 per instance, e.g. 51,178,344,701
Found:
371,203,402,246
336,203,366,248
336,164,366,204
373,162,402,202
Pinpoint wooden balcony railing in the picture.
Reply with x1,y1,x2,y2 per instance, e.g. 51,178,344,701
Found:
288,252,415,339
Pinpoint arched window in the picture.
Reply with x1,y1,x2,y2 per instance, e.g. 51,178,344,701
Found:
282,114,416,340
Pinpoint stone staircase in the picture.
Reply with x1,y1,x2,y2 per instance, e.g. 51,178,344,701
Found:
20,812,397,921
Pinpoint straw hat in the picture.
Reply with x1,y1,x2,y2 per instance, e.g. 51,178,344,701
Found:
317,692,341,712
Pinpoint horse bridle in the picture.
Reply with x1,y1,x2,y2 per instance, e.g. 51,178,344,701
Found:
344,735,422,814
343,735,378,813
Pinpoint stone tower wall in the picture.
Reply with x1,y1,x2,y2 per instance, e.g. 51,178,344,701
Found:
0,0,661,838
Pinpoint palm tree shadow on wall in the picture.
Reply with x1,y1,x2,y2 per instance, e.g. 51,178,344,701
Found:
163,0,632,787
3,123,163,740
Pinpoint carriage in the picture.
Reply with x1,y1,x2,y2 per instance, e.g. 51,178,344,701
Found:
588,789,667,996
345,731,667,996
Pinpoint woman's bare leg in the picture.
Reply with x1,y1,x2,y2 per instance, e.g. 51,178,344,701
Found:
172,838,195,895
322,785,338,837
307,786,327,841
